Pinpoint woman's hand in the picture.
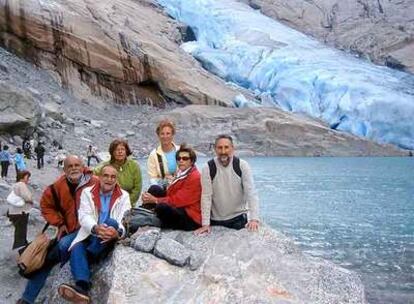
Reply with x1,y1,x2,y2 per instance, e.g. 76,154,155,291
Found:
142,192,157,204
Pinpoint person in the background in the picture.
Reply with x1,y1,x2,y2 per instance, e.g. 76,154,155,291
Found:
142,144,201,230
22,139,32,159
34,142,46,169
147,120,179,189
15,147,27,174
86,145,100,167
56,145,66,169
0,144,12,178
58,165,130,303
94,139,142,207
7,170,33,249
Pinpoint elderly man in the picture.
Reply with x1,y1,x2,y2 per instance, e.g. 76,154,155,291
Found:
58,164,131,304
17,155,98,304
195,135,260,235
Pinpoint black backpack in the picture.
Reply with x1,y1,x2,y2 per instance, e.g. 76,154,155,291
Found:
207,156,242,181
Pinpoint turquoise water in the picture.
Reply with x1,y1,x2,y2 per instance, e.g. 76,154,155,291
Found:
247,157,414,304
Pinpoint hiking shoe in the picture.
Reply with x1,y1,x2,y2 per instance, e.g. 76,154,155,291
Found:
16,299,29,304
58,283,90,304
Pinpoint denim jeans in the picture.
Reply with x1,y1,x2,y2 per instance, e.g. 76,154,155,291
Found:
210,213,248,230
21,231,78,304
70,218,118,286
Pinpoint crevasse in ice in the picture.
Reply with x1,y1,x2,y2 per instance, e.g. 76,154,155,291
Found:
156,0,414,150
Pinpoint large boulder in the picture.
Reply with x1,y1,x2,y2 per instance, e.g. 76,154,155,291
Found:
0,81,41,134
45,226,367,304
240,0,414,73
0,0,244,106
154,105,408,156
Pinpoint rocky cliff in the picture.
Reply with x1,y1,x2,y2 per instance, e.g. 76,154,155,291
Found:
0,0,245,106
44,227,367,304
240,0,414,73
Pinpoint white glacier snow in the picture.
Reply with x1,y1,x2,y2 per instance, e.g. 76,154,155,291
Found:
156,0,414,150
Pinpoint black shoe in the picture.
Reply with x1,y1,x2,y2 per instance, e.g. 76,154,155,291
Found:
58,283,90,303
16,299,29,304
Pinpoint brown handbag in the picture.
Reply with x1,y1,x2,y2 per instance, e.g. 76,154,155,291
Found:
17,224,56,278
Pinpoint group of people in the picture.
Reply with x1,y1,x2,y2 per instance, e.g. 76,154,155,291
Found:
9,119,260,304
0,145,27,179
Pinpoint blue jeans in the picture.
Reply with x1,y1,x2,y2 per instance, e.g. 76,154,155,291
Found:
70,219,118,286
21,231,78,304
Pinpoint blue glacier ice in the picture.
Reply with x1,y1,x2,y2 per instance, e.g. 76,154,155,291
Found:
156,0,414,150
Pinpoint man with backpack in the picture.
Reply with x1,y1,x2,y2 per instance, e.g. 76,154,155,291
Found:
195,135,260,235
16,155,98,304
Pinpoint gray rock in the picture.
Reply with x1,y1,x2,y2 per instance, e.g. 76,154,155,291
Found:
241,0,414,73
0,82,41,134
44,226,367,304
153,237,190,267
133,228,160,253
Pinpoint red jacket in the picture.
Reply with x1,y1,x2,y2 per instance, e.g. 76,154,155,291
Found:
40,169,99,233
159,166,202,224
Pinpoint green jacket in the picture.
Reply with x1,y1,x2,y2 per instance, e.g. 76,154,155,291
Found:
94,158,142,207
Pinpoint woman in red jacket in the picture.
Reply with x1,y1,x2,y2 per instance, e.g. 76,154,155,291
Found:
142,144,201,230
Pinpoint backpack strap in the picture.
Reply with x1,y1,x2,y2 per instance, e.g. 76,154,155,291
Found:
156,153,165,179
208,159,217,181
232,156,242,178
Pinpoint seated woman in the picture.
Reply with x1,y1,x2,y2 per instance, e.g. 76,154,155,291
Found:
94,139,142,207
142,144,201,231
147,120,179,189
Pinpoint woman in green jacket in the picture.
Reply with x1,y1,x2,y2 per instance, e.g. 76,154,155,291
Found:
94,139,142,207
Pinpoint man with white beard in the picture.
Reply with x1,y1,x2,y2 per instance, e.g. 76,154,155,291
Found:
195,135,260,235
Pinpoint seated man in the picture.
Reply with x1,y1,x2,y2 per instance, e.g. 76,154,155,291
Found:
17,155,98,304
58,164,131,304
195,135,260,235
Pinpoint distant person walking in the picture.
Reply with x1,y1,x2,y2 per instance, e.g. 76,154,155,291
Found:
0,145,12,178
56,145,66,168
15,148,27,174
35,142,46,169
7,170,33,249
86,145,100,167
22,139,32,159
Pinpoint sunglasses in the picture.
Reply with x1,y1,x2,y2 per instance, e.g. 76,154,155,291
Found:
176,156,191,161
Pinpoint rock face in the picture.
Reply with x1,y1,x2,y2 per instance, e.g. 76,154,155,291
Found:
45,227,367,304
156,105,408,156
0,0,243,106
240,0,414,73
0,81,41,134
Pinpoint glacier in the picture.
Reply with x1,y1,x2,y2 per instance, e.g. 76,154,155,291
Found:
156,0,414,150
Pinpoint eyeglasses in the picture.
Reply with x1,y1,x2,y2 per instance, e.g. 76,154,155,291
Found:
176,156,191,161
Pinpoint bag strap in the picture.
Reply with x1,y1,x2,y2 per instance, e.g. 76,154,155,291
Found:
41,223,50,233
157,153,165,179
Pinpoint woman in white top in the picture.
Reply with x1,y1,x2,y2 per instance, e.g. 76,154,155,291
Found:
147,120,179,188
7,170,33,249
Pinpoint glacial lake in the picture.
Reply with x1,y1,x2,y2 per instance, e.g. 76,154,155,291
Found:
247,157,414,304
140,157,414,303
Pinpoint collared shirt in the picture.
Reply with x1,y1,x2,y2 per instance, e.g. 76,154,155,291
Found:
99,191,112,224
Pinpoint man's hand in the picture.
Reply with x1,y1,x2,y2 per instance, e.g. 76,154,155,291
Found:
245,220,259,232
57,225,68,240
94,224,119,243
194,225,211,235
